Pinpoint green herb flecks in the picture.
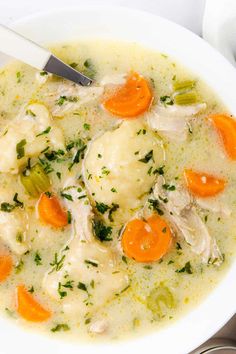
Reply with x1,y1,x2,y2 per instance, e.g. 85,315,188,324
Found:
139,150,154,164
16,139,26,159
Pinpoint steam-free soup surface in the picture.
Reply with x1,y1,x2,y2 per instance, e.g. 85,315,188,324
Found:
0,40,235,342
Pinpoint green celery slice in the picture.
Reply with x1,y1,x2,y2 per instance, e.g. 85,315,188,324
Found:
20,163,50,197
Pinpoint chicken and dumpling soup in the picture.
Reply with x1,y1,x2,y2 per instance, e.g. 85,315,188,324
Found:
0,40,236,341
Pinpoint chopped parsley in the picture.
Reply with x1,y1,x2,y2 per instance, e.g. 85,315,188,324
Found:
176,261,193,274
1,193,24,213
69,62,78,69
36,126,51,137
83,58,96,79
101,166,110,176
122,255,127,264
13,193,24,208
84,259,98,267
44,149,65,161
68,139,87,170
58,282,67,299
148,199,164,216
67,210,72,224
162,184,176,191
160,95,174,106
0,203,15,213
108,203,119,222
176,242,182,250
60,192,73,201
95,202,110,214
26,109,36,117
49,253,66,273
51,323,70,332
16,139,26,159
153,165,165,175
34,251,42,266
139,150,154,163
56,95,78,106
111,187,117,193
56,172,62,180
77,282,87,292
93,220,112,241
62,280,74,289
83,123,90,130
16,71,23,83
28,286,35,293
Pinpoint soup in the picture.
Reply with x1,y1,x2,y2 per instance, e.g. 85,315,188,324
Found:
0,40,235,341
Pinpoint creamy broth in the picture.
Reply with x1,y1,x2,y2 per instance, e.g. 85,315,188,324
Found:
0,40,235,342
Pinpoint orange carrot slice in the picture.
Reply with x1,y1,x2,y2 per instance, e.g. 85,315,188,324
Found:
103,72,153,118
16,285,51,322
38,192,68,228
184,169,226,197
210,114,236,160
0,254,13,282
122,215,172,263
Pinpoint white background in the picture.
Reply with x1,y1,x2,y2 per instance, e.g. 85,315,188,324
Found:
0,0,206,35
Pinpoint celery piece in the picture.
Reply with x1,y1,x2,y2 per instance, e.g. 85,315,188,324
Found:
174,91,199,105
173,80,196,92
20,163,50,197
147,285,175,317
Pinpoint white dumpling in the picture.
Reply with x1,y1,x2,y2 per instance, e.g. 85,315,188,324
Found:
0,103,65,174
83,120,164,224
43,178,129,317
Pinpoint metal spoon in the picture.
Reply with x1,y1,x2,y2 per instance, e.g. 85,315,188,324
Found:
0,24,93,86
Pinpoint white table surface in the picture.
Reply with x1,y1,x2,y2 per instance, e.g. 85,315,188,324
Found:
0,0,235,351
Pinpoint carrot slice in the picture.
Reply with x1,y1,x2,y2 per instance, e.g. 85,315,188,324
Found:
16,285,51,322
184,169,226,197
38,193,68,228
122,215,172,263
210,114,236,159
0,254,13,282
103,72,153,118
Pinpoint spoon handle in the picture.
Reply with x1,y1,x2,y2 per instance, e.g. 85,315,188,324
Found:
0,24,50,69
0,24,92,86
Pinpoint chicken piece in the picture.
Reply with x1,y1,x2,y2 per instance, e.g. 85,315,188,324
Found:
99,73,126,86
0,189,28,255
45,81,104,116
0,103,64,174
147,102,206,141
153,176,223,265
195,197,231,216
43,177,129,317
89,319,108,334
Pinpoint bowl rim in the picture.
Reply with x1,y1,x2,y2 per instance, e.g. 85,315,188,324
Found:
1,5,236,354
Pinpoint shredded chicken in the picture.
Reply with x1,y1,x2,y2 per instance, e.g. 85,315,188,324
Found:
147,102,206,141
43,177,129,317
195,197,231,216
46,82,104,116
0,103,64,174
153,176,223,265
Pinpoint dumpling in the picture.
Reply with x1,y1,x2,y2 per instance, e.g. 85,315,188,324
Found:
43,177,129,317
0,103,64,174
83,120,164,224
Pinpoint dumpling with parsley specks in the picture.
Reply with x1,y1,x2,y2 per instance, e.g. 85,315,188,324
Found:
83,120,164,224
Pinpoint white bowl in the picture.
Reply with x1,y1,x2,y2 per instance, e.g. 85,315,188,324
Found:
1,6,236,354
